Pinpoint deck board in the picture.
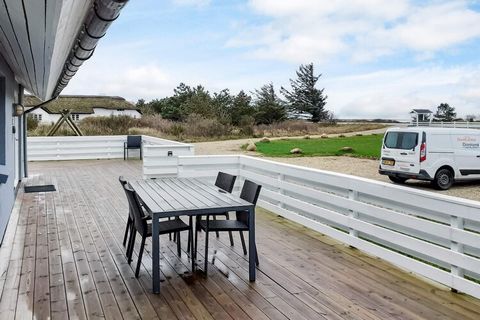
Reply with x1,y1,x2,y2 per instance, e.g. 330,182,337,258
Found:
0,159,478,319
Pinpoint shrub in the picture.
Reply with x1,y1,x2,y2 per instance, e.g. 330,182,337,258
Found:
80,115,137,135
26,115,39,130
183,114,230,138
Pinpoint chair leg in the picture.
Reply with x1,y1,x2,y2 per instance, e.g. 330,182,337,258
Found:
204,229,209,275
194,219,199,261
127,228,136,264
255,244,259,266
213,215,220,238
187,216,192,254
135,237,146,278
169,217,172,241
124,148,126,160
123,218,131,247
225,213,234,246
177,232,181,256
239,231,247,255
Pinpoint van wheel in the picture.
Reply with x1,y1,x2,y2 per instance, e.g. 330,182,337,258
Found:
432,169,453,190
388,176,407,184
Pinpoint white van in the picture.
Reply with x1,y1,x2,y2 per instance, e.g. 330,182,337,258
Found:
379,127,480,190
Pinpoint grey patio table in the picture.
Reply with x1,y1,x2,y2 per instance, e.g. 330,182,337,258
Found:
129,177,256,294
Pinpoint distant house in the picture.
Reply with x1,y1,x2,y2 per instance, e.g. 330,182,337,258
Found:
25,95,142,124
410,109,433,124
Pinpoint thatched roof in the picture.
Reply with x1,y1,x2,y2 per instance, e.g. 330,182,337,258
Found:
25,95,138,114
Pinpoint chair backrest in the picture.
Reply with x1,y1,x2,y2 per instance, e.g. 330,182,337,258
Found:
127,135,142,148
236,180,262,224
215,172,236,193
240,179,262,205
119,176,134,220
123,183,148,236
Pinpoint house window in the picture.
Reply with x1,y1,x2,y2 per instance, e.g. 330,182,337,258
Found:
71,114,80,121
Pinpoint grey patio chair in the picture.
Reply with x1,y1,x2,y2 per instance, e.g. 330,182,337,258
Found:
196,179,261,275
119,176,134,247
120,176,182,263
123,183,193,277
124,135,142,160
198,172,237,245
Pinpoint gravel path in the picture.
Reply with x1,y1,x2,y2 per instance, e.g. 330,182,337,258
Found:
193,127,480,202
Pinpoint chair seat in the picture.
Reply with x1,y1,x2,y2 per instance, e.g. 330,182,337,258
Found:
198,219,248,232
147,219,190,236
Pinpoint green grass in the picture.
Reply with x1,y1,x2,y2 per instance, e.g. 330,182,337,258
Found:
255,134,383,159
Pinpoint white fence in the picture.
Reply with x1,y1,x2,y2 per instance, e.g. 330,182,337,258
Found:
410,121,480,129
145,155,480,299
142,135,195,176
27,135,194,162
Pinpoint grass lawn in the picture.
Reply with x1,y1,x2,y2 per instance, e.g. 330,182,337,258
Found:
255,134,383,159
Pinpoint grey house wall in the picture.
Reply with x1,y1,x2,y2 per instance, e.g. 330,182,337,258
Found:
0,54,21,244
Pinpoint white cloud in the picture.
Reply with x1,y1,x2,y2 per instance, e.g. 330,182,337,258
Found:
326,65,480,119
230,0,480,63
63,61,179,102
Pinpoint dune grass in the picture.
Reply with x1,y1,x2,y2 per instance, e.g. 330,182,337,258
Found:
255,134,383,159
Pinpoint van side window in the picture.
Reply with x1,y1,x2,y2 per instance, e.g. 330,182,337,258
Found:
385,132,418,149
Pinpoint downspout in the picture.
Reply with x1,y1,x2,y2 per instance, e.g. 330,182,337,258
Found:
17,84,25,179
23,94,57,178
52,0,129,97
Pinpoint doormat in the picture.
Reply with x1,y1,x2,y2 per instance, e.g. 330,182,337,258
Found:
24,185,56,193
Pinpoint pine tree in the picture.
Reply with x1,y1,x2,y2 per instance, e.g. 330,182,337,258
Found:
229,90,254,126
434,103,456,122
253,83,286,125
281,63,328,122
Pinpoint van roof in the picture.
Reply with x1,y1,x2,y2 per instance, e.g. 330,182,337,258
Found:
386,127,480,135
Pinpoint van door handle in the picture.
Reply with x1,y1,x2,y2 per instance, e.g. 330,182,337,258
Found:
400,152,407,155
477,155,480,158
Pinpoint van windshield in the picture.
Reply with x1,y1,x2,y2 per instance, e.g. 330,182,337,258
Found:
384,132,418,150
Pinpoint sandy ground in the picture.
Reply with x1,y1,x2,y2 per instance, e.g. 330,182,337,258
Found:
194,127,480,202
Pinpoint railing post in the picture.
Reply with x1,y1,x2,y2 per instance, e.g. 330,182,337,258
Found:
450,215,464,292
278,173,285,209
348,189,359,239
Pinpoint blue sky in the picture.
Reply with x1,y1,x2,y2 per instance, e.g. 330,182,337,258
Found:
64,0,480,119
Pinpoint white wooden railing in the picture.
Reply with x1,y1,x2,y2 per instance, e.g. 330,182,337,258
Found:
145,155,480,299
142,136,195,176
27,135,194,161
410,121,480,129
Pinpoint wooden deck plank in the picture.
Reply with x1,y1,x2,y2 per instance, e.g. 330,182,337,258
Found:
50,174,88,320
45,188,69,320
0,159,478,320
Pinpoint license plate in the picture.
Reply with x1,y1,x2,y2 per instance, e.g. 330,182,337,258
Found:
382,159,395,166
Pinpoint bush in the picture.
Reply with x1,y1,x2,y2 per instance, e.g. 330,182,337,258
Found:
183,114,230,138
27,115,39,130
80,115,138,135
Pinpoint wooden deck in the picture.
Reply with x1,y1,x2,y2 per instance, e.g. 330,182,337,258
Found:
0,159,479,320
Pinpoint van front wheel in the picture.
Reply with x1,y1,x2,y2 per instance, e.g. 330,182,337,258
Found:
388,176,407,184
432,169,453,190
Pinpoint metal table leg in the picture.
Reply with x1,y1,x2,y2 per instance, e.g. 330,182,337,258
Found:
248,206,256,282
152,213,160,294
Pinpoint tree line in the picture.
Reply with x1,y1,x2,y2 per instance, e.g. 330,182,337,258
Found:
136,63,333,127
